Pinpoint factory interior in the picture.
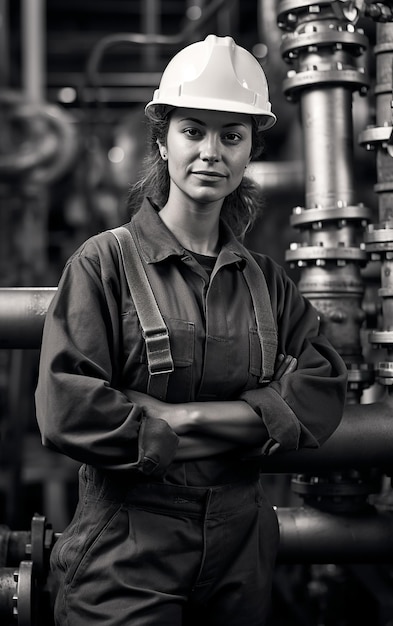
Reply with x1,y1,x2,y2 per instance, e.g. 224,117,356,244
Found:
1,0,393,624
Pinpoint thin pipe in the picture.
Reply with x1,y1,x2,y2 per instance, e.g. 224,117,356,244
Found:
0,0,9,87
21,0,46,103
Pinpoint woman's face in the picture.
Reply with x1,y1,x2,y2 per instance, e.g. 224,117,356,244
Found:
160,107,253,207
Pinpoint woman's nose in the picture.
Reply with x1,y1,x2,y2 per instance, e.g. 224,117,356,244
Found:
200,134,220,162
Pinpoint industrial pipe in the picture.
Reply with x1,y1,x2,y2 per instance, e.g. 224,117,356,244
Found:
276,504,393,563
0,288,55,349
21,0,46,104
279,0,372,398
261,398,393,473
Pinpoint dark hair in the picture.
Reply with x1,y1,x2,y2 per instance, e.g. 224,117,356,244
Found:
127,106,266,239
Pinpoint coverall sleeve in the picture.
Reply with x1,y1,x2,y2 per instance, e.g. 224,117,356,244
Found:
240,259,347,454
34,245,178,476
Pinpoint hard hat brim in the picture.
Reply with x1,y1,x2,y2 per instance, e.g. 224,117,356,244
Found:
145,99,277,131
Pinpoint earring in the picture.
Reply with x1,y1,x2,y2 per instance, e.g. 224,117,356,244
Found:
161,150,167,160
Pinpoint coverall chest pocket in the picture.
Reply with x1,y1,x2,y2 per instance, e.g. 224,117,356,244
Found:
144,318,195,402
121,309,194,400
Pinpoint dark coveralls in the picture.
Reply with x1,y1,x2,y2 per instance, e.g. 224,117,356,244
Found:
35,198,347,626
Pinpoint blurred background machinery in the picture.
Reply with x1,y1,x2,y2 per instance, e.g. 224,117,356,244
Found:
1,0,393,624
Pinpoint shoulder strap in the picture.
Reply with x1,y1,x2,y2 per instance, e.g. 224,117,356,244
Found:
241,250,278,382
110,226,174,401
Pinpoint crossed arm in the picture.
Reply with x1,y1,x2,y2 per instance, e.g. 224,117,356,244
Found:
124,355,297,461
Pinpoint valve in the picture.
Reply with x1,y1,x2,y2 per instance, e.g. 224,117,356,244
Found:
0,90,79,184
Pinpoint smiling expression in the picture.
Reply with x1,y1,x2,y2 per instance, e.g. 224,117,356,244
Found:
159,107,253,208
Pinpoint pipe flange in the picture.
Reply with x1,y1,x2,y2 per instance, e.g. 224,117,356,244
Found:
291,204,372,227
12,561,33,626
286,244,368,265
376,374,393,386
283,68,369,99
374,182,393,193
278,0,333,29
374,42,393,55
374,82,393,96
365,223,393,244
378,287,393,297
366,244,393,258
359,125,393,150
281,28,367,60
25,514,50,581
369,329,393,346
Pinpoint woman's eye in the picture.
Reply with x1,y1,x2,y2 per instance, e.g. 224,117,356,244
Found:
183,127,201,138
225,132,242,143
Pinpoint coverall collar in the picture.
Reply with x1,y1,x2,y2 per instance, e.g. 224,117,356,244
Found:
131,197,248,268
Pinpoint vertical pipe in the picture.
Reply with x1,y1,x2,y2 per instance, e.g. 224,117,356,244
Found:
362,22,393,386
375,22,393,222
0,0,9,87
21,0,45,103
278,1,376,510
141,0,160,71
280,2,372,399
301,87,355,209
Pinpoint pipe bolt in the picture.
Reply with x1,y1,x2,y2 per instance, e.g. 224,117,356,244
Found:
287,12,297,24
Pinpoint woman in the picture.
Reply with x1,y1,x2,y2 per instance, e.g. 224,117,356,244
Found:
35,35,347,626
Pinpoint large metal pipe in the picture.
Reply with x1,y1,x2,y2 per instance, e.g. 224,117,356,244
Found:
301,87,355,210
276,504,393,563
262,399,393,473
0,288,55,349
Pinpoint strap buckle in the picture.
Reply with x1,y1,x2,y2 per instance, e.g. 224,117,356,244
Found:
144,328,175,376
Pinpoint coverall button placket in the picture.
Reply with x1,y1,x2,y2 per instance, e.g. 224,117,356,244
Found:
198,257,243,399
180,256,211,397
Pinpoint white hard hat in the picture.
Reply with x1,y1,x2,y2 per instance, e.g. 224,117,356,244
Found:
145,35,276,131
